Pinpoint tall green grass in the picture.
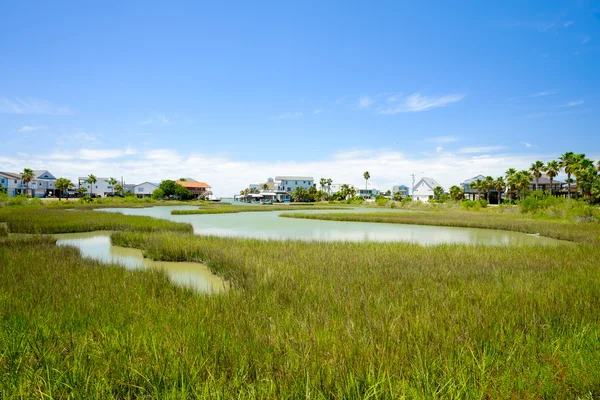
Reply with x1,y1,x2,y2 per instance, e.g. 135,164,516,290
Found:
0,208,192,234
2,207,600,397
282,211,600,244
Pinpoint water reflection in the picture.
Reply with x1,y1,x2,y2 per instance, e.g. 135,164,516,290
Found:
97,206,567,246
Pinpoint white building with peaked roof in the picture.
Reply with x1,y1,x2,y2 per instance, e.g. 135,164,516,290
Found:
412,177,442,202
134,182,159,198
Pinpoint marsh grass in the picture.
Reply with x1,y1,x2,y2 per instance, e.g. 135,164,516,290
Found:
2,208,600,397
0,208,192,234
282,211,600,244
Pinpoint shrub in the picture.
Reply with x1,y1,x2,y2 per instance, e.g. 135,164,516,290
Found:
401,197,412,203
390,202,396,209
152,188,165,200
80,196,93,203
376,197,388,206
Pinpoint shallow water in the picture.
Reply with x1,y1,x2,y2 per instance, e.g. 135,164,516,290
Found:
54,231,228,293
97,206,568,246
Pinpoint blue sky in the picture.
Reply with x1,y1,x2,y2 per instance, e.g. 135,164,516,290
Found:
1,1,599,195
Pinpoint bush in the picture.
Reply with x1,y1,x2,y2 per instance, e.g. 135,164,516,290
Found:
376,197,388,206
401,197,412,203
80,196,93,203
346,196,364,205
390,202,396,209
152,188,165,200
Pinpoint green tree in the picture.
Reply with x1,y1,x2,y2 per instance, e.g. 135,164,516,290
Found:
114,183,123,194
55,178,72,201
77,186,88,197
262,183,269,190
449,185,463,201
505,168,517,200
152,188,165,200
433,186,444,200
559,152,578,199
543,160,560,196
319,178,326,192
158,180,179,198
392,191,404,201
87,174,97,197
291,186,308,202
108,178,118,195
530,160,544,192
573,157,597,200
472,178,484,200
326,178,332,195
515,170,533,200
363,171,370,191
21,168,34,197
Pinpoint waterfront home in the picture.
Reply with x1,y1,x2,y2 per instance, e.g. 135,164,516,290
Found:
357,188,379,199
412,177,442,202
274,176,315,194
529,176,564,193
392,185,409,197
78,177,117,197
249,177,276,192
0,170,58,198
176,180,212,198
461,175,486,200
134,182,159,198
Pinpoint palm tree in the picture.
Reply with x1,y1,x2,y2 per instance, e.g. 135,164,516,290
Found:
494,177,505,205
573,157,596,200
543,160,560,196
114,183,123,194
77,186,88,197
530,161,544,192
472,178,483,200
363,171,370,191
262,183,269,190
87,174,97,197
597,160,600,172
484,176,494,201
291,186,308,202
433,186,444,200
55,178,72,201
559,152,579,199
108,177,118,195
326,178,332,195
505,168,517,200
449,185,463,201
515,170,533,200
21,168,34,197
319,178,326,193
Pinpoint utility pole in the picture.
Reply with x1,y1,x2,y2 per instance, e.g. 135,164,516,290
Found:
409,173,416,198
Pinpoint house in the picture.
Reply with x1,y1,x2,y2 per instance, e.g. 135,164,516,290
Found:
392,185,409,197
274,176,315,194
461,175,486,200
529,176,564,193
134,182,159,198
412,177,442,202
0,170,58,198
176,180,212,198
249,177,276,192
357,188,379,199
78,177,116,197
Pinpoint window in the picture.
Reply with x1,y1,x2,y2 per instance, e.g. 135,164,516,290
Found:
138,188,144,192
295,181,298,185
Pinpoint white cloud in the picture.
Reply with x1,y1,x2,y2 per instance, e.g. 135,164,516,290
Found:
17,125,47,132
435,146,443,153
386,94,401,103
7,147,581,196
458,146,508,154
379,93,465,114
425,136,459,144
521,141,533,148
581,36,590,44
560,100,584,107
313,108,323,114
0,97,71,115
271,112,303,120
564,21,573,27
529,90,558,97
358,96,374,109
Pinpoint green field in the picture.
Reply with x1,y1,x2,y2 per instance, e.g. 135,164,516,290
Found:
1,204,600,398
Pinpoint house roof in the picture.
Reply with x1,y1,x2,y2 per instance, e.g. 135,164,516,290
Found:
0,171,22,179
416,177,442,190
462,175,486,184
176,180,212,189
135,182,159,188
274,176,314,181
530,177,564,185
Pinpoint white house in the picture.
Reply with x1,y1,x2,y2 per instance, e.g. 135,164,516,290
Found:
274,176,315,194
412,177,442,202
357,188,379,199
78,177,115,197
134,182,159,198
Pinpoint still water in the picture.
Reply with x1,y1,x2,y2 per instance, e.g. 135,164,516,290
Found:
54,231,228,293
97,206,567,246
